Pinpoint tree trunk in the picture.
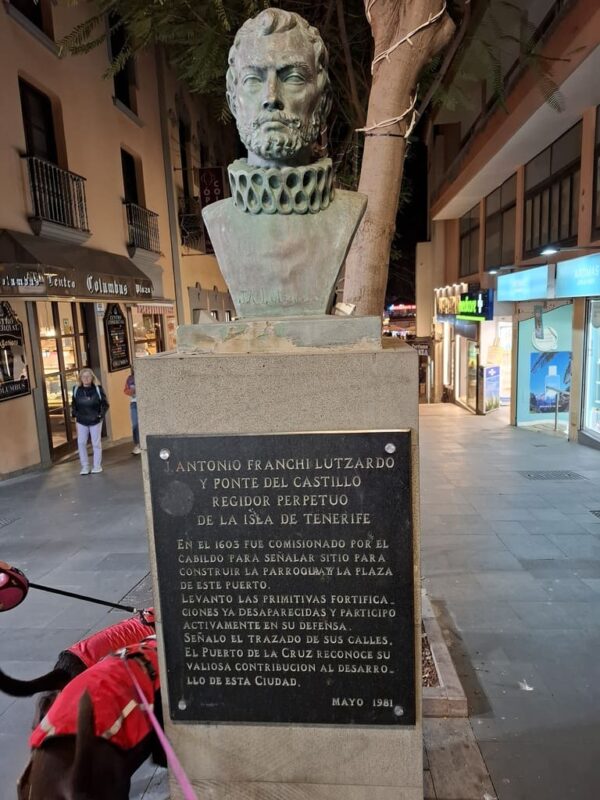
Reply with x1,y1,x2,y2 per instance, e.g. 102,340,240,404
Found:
343,1,455,316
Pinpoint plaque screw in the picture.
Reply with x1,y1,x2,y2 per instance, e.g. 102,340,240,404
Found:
393,705,404,717
159,449,171,460
178,699,187,711
385,443,396,454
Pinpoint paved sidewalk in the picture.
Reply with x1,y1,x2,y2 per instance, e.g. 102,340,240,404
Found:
420,404,600,800
0,408,599,798
0,443,166,798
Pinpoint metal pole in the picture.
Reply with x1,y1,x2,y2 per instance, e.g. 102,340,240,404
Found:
555,392,559,432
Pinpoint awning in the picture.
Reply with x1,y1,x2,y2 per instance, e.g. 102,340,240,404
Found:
135,303,175,315
0,229,153,301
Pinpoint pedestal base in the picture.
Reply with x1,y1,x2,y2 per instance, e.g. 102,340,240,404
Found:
136,341,422,800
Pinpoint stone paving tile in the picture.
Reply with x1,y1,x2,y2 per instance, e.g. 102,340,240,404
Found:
478,729,600,800
539,576,600,600
580,577,600,593
497,533,568,560
447,602,528,634
546,533,600,558
473,571,549,600
508,600,597,630
477,509,536,521
486,520,530,535
518,519,590,535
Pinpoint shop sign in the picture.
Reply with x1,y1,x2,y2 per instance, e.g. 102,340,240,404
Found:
198,167,226,255
0,264,153,301
435,293,460,320
457,289,494,322
408,337,431,357
555,255,600,299
0,301,30,402
496,265,550,302
104,304,131,372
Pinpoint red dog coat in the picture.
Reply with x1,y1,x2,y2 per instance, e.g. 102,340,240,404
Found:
30,637,159,751
67,608,155,668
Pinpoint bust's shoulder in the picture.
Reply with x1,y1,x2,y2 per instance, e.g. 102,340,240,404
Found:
201,198,232,224
332,189,367,213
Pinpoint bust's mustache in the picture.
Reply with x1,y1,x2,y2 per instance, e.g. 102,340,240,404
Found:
252,111,301,130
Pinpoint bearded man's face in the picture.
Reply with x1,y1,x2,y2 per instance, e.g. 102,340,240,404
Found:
229,28,323,168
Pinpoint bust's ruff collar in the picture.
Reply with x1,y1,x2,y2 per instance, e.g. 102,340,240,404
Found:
228,158,334,215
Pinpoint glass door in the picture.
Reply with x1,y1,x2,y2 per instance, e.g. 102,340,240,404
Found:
456,336,479,412
582,299,600,440
466,340,479,412
38,301,90,457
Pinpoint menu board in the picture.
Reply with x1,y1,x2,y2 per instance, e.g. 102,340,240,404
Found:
148,431,416,726
0,302,30,402
104,304,130,372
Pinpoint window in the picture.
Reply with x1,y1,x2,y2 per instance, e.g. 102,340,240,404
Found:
593,107,600,239
485,175,516,270
10,0,53,37
121,149,139,204
179,120,192,201
524,122,581,257
459,205,480,277
19,79,57,163
109,13,136,111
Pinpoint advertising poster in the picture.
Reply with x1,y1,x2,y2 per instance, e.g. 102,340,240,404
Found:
0,301,30,402
529,351,571,413
484,366,501,413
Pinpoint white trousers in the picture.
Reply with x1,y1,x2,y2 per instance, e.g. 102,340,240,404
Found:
76,422,102,469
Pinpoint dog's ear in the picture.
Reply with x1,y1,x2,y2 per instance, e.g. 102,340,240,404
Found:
70,691,95,798
16,759,32,800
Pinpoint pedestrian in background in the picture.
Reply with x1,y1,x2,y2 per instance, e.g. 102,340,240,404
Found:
71,368,109,475
124,369,140,455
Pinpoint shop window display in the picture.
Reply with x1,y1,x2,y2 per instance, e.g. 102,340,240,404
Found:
132,311,163,357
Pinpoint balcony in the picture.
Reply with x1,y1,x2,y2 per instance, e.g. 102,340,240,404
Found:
125,202,160,254
25,156,90,242
178,196,205,253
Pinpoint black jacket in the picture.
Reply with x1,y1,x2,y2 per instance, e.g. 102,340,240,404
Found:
71,384,109,426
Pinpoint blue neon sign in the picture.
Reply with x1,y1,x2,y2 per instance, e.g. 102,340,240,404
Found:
496,266,550,302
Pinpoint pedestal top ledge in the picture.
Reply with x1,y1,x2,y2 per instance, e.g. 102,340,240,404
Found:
177,315,383,355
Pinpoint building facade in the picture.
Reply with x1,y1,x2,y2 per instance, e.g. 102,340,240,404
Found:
0,0,234,478
417,0,600,445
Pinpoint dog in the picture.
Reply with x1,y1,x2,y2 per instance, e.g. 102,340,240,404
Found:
17,637,162,800
0,608,155,725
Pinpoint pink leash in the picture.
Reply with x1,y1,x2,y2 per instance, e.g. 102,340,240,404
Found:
123,659,198,800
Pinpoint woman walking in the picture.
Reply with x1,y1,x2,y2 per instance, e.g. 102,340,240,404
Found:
71,368,109,475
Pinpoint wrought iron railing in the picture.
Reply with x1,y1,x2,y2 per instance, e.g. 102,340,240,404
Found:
178,196,204,252
124,202,160,253
25,156,89,232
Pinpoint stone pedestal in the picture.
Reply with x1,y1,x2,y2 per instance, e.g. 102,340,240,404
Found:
136,337,422,800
